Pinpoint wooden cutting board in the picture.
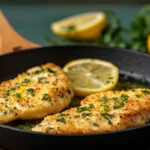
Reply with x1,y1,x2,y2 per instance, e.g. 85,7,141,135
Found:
0,10,40,55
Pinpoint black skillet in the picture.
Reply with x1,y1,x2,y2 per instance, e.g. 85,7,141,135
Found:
0,45,150,149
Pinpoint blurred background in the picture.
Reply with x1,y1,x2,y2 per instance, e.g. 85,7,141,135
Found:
0,0,149,53
0,0,149,3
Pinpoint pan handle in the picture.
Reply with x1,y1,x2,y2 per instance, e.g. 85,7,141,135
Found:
0,10,40,55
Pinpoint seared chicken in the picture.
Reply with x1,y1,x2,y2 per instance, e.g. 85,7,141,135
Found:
0,63,74,124
32,88,150,134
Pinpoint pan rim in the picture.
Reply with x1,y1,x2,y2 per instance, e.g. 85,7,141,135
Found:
0,122,149,137
0,44,150,58
0,44,150,137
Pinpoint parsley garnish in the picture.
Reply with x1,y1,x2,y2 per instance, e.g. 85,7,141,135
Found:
82,113,91,118
9,110,13,113
74,115,79,118
6,88,16,96
45,127,53,133
76,106,89,113
14,93,22,99
121,94,129,101
141,89,150,95
101,113,114,125
102,96,108,103
42,93,51,101
89,104,94,108
113,94,129,109
23,78,30,83
93,122,99,127
26,88,35,96
56,117,66,124
38,77,48,83
46,68,56,74
3,111,7,115
34,70,43,74
135,94,141,98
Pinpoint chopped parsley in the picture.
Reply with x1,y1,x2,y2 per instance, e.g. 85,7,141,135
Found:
82,113,91,118
3,111,7,115
45,127,53,133
104,105,109,110
74,115,79,118
56,117,66,124
141,89,150,95
9,110,13,113
120,94,129,101
113,94,129,109
113,103,124,109
102,96,108,103
76,106,89,113
42,93,51,101
101,113,114,125
14,93,22,99
23,78,30,83
38,77,48,83
34,69,43,74
46,68,56,74
6,88,16,96
96,76,100,79
93,122,99,127
89,104,94,108
13,107,17,110
6,90,10,96
26,88,35,96
135,94,141,98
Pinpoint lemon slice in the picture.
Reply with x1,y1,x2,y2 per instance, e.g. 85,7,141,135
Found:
51,12,107,40
147,34,150,53
63,58,119,97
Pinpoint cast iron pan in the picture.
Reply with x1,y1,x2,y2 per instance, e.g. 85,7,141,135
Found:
0,45,150,149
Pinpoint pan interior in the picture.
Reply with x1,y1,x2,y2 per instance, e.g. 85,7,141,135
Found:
0,45,150,132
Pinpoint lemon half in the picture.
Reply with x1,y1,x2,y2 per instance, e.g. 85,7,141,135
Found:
51,12,107,40
63,58,119,97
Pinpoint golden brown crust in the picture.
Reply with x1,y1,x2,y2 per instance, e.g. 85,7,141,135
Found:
0,63,74,123
32,88,150,134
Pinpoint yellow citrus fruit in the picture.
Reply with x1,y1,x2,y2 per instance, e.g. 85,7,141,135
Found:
63,58,119,97
147,34,150,53
51,12,107,40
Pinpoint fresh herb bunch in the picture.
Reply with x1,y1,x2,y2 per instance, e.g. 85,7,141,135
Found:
93,11,128,49
128,5,150,53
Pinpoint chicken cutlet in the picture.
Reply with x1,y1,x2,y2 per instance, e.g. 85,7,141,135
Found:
0,63,74,124
32,88,150,134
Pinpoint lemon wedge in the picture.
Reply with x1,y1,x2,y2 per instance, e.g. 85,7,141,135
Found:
147,34,150,53
63,58,119,97
51,12,107,40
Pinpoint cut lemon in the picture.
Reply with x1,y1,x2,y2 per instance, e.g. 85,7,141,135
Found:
51,12,107,40
147,34,150,53
63,58,119,97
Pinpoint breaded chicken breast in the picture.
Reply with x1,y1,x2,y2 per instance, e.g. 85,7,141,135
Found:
0,63,74,124
32,88,150,134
